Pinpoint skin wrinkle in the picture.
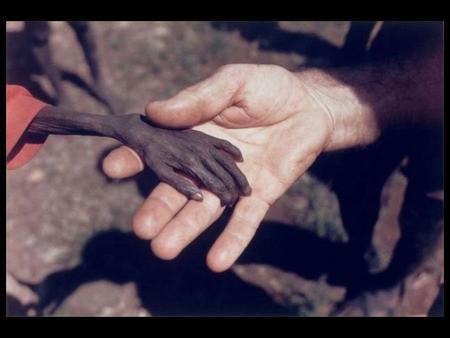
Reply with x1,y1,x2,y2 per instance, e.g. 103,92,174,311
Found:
213,139,243,160
300,68,379,150
320,48,442,150
220,212,264,253
299,77,335,134
250,161,285,196
28,106,250,205
191,166,235,206
266,71,298,124
104,46,443,273
186,90,209,125
222,227,253,252
225,128,268,148
235,197,271,225
214,153,250,194
203,159,238,203
143,183,187,211
226,70,305,131
223,67,244,111
213,68,303,130
175,202,221,239
221,64,247,98
173,214,204,238
155,196,224,256
158,171,200,200
221,199,268,251
215,106,253,128
145,194,180,216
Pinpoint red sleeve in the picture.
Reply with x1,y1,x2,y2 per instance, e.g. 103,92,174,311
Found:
6,85,49,169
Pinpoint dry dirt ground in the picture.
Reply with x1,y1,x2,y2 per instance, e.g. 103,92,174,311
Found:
6,21,443,316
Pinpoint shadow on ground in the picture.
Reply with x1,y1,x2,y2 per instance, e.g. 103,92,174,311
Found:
6,28,105,106
211,21,342,64
26,221,309,316
23,213,405,316
7,21,443,316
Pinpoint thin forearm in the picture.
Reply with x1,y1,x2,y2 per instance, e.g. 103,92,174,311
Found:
28,105,118,138
296,49,443,151
25,106,250,205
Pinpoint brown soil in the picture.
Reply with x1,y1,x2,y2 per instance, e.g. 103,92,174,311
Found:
6,21,443,317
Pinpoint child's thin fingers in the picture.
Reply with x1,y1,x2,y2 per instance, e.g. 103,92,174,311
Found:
182,162,233,206
155,166,203,201
214,139,244,162
214,153,251,196
202,158,239,206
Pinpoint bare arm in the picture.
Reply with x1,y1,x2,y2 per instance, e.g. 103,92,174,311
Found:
27,106,250,205
297,47,443,151
105,47,443,271
27,105,116,137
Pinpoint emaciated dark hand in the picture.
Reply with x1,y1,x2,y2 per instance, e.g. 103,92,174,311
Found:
28,106,251,205
110,114,251,206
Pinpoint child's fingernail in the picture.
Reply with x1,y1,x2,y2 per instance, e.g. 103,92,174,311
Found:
243,186,252,196
191,192,203,201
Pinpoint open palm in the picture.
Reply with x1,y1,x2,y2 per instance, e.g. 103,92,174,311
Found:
104,64,333,272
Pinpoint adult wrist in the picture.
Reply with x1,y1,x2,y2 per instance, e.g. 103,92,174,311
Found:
296,67,381,151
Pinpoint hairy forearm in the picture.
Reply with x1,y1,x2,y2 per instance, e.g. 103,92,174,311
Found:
296,48,443,151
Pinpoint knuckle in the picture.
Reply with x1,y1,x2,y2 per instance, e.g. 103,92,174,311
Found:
222,176,235,188
224,227,251,249
182,157,198,168
217,64,235,74
217,64,248,79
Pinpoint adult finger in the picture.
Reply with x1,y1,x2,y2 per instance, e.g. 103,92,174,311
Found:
206,196,270,272
102,145,144,179
132,183,188,240
145,65,244,128
151,190,224,260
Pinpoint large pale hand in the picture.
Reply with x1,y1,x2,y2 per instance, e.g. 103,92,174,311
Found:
103,64,334,272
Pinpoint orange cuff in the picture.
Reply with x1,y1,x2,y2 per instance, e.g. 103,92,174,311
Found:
6,85,49,169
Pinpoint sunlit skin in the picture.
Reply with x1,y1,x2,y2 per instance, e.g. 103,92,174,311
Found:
103,65,335,271
103,54,442,272
28,106,250,206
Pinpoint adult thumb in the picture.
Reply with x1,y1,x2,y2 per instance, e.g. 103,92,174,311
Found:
102,146,144,179
145,65,242,128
